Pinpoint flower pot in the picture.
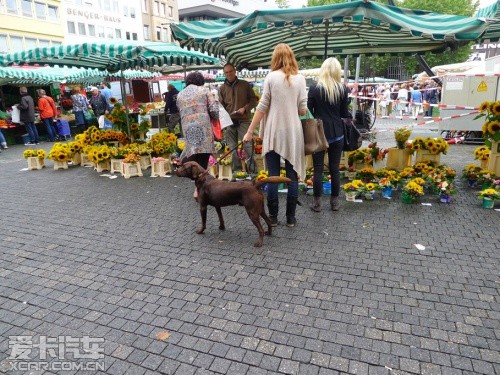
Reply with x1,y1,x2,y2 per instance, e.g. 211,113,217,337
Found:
27,157,45,170
151,159,171,177
218,165,232,180
53,160,69,170
345,171,356,181
139,155,151,170
415,150,441,165
482,197,495,209
467,179,478,188
386,148,412,171
439,194,452,204
401,191,417,204
323,182,332,195
381,186,393,199
208,165,218,177
364,191,375,200
122,162,143,179
110,159,123,175
94,160,111,173
480,159,489,170
345,191,357,202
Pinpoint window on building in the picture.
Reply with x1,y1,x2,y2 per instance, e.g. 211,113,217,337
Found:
162,27,169,43
78,23,86,35
154,1,159,15
22,0,33,17
106,27,113,38
143,25,150,40
6,0,18,14
75,0,83,5
142,0,147,13
97,26,105,38
115,29,121,39
161,3,166,16
34,2,45,19
112,1,118,13
156,26,162,41
47,5,57,21
0,35,8,53
52,41,61,47
39,39,50,47
169,6,173,17
88,24,96,36
126,31,131,40
132,32,137,41
123,5,128,17
25,37,37,49
102,0,110,11
67,21,76,34
130,7,135,18
10,36,23,51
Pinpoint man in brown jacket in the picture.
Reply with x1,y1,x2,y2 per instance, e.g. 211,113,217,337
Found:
219,63,258,173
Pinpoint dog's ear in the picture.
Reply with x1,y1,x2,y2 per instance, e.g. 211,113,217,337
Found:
190,163,202,179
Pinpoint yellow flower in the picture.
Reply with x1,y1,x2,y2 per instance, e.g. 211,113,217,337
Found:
479,101,490,112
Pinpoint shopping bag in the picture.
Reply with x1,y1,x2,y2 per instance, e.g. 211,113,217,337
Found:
342,117,362,151
211,118,223,140
301,111,328,155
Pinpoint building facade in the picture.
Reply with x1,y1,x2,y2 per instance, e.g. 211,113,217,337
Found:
0,0,64,53
141,0,179,43
62,0,143,43
178,0,278,21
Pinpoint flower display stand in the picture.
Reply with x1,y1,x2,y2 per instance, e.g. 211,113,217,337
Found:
151,159,171,177
80,153,94,167
53,160,69,170
385,148,412,171
208,165,218,178
480,159,489,170
122,162,143,179
27,157,45,170
487,141,500,177
415,150,441,165
71,152,81,166
95,159,111,173
139,155,151,170
110,159,123,175
218,165,233,180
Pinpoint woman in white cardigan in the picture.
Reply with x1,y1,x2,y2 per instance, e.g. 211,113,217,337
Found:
243,43,307,227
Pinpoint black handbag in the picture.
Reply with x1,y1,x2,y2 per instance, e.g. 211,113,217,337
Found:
301,111,328,155
342,117,362,151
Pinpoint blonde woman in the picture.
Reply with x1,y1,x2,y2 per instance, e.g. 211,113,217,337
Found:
243,43,307,227
307,57,352,212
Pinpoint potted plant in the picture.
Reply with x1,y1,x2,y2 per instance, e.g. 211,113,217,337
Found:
476,100,500,177
48,142,73,170
401,179,425,204
342,179,364,201
234,171,249,181
477,170,496,190
474,145,490,170
386,127,413,171
462,164,482,188
23,149,46,170
361,181,379,200
356,167,376,183
366,142,388,170
87,144,112,172
378,177,394,199
408,136,449,165
478,187,500,209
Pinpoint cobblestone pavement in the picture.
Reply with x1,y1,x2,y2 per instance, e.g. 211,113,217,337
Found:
0,118,498,375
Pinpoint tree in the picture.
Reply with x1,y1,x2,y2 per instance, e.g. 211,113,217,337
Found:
275,0,290,8
302,0,478,76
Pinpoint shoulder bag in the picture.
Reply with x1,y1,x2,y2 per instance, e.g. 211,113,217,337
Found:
342,117,362,151
301,110,328,155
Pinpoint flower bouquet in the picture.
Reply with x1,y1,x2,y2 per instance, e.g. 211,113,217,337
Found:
361,181,379,200
356,167,376,183
401,179,424,204
462,164,482,188
48,143,73,170
106,102,135,134
24,149,46,170
234,171,249,180
478,187,500,209
386,128,413,170
149,131,177,157
408,136,448,165
394,127,412,149
255,170,269,191
342,179,365,201
366,142,388,169
87,144,112,172
477,100,500,145
477,170,496,189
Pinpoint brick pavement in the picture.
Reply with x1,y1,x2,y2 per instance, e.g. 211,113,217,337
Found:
0,121,498,374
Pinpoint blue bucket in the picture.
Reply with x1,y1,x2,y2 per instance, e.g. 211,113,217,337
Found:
323,182,331,195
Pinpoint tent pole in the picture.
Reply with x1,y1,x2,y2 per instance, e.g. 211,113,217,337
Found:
118,56,130,137
351,56,361,118
323,20,329,60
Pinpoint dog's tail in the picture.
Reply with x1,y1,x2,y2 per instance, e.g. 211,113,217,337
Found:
254,176,292,188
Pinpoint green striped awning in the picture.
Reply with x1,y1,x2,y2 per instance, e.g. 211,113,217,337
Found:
475,0,500,42
172,0,500,69
0,41,219,72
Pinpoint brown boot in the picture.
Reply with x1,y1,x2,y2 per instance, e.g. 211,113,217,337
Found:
310,196,321,212
330,196,340,211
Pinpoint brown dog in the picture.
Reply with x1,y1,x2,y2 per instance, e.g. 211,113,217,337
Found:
175,161,291,247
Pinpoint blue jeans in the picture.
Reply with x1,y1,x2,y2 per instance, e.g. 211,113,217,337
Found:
265,150,299,201
25,122,40,143
0,129,6,145
42,117,56,141
312,138,343,197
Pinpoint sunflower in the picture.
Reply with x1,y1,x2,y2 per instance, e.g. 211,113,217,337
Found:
413,177,425,186
425,139,435,149
479,101,490,112
110,97,118,104
488,120,500,134
130,123,139,131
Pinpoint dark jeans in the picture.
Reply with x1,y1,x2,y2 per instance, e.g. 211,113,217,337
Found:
265,150,298,201
182,153,210,170
42,117,56,141
312,138,343,197
25,122,40,143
